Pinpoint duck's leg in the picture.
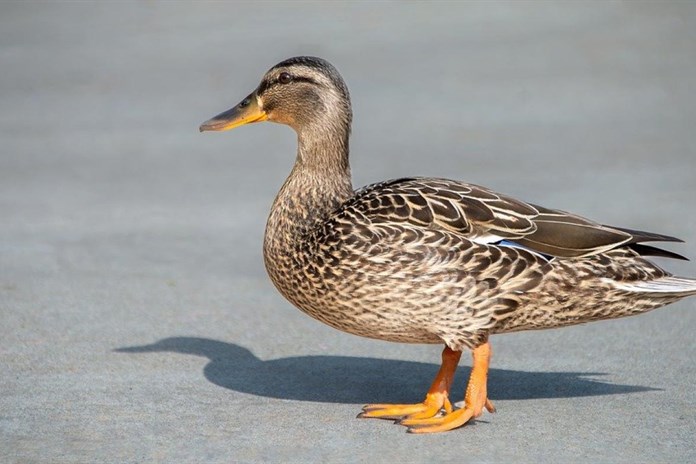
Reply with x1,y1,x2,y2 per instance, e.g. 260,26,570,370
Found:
358,346,461,421
400,341,496,433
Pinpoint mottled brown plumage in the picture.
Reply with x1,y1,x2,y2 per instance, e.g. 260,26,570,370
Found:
200,56,696,433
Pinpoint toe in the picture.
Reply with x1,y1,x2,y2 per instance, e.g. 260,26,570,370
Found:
405,408,475,434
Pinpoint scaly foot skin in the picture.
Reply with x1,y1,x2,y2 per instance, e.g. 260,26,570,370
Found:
357,392,453,421
358,342,494,433
400,398,495,434
358,346,462,422
401,341,495,433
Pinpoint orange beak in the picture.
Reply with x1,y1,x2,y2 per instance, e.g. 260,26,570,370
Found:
199,93,268,132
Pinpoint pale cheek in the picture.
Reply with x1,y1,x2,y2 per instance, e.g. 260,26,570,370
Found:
267,110,296,126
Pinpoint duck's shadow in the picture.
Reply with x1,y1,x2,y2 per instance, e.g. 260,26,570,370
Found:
115,337,658,403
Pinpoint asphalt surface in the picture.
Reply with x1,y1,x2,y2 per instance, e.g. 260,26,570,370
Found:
1,2,695,463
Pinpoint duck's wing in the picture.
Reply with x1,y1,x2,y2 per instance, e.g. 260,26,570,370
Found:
345,177,685,259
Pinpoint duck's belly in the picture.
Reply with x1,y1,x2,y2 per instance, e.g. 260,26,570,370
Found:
295,297,445,345
264,252,508,348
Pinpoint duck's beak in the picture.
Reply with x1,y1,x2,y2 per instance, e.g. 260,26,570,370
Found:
199,93,268,132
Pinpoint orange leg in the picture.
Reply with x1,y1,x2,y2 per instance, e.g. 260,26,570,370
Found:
401,341,496,433
358,346,462,421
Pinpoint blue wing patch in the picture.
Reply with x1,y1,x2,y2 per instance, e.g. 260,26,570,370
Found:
496,240,554,262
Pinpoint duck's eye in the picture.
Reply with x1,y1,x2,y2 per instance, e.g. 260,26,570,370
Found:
279,72,292,84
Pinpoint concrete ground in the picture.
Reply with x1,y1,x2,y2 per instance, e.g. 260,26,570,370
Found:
1,2,695,463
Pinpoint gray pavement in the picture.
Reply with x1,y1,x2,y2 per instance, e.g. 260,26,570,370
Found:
1,2,695,463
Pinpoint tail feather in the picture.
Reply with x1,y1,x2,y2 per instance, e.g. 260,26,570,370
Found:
613,276,696,296
628,243,689,261
611,226,684,244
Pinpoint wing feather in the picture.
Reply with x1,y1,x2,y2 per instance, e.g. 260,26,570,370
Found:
343,177,685,259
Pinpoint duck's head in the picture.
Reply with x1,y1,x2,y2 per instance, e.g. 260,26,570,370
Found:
200,56,352,137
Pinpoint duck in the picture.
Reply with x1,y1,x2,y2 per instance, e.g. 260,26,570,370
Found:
199,56,696,433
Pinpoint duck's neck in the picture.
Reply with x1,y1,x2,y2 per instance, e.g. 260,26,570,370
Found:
264,125,354,253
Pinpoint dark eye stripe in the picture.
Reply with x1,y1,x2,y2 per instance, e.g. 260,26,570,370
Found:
257,75,320,96
287,76,318,85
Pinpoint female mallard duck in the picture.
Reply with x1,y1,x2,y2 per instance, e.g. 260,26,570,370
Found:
200,56,696,433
